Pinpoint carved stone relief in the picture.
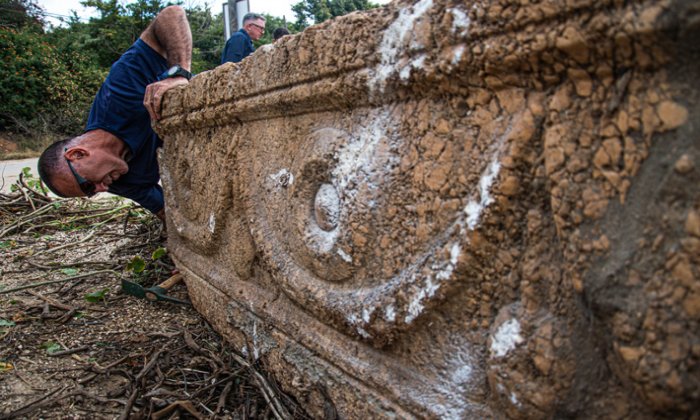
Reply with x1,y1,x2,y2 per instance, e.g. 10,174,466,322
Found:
155,0,699,417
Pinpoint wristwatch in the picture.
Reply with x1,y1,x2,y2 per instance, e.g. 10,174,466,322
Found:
158,65,193,81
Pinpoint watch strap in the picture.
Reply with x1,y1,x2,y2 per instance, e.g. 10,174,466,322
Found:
158,65,192,81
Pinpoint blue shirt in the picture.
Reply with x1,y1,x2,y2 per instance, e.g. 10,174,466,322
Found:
221,29,254,63
85,39,168,214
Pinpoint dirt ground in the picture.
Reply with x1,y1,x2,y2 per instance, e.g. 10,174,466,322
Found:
0,174,308,419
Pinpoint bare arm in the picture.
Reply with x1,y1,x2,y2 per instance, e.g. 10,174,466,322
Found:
141,6,192,120
141,5,192,69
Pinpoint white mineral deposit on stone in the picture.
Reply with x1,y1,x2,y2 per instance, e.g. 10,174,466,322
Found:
252,319,260,360
346,314,372,338
510,392,521,407
420,347,481,420
449,7,470,33
451,365,472,384
362,307,374,323
405,276,439,323
384,304,396,322
269,168,293,186
464,155,501,231
371,0,433,92
306,219,339,254
332,110,388,196
491,318,524,358
314,183,340,230
452,45,465,65
404,242,461,324
436,243,461,281
399,54,427,81
208,213,215,233
336,247,352,263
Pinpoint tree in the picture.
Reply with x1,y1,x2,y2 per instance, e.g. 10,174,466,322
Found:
0,0,44,29
291,0,378,29
254,13,297,46
186,5,224,73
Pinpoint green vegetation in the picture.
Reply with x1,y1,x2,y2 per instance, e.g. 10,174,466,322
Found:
84,287,109,303
40,340,62,354
291,0,379,28
0,0,378,156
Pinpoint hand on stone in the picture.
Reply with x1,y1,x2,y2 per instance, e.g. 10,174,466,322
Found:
144,76,189,121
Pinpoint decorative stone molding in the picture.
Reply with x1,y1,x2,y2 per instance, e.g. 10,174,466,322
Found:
156,0,699,417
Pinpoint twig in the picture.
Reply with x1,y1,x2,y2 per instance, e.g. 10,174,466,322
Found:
216,380,234,414
152,400,205,420
0,385,68,419
77,355,131,384
118,342,170,420
17,177,35,212
26,259,117,270
32,229,96,257
27,290,75,311
19,174,52,202
0,198,71,238
0,269,118,294
230,352,291,420
47,345,89,357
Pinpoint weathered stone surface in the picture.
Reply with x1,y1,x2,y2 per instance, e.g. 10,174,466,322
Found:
155,0,699,417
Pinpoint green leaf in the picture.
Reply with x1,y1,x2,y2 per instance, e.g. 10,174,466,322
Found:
41,341,62,354
0,319,15,327
60,268,79,276
0,361,13,373
126,256,146,273
151,247,167,260
84,288,109,303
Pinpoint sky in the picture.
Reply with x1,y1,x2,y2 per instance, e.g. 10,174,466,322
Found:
35,0,391,27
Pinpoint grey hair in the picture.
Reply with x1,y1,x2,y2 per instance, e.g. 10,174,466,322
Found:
242,13,265,24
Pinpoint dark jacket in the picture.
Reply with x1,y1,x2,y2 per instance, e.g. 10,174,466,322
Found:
221,29,254,64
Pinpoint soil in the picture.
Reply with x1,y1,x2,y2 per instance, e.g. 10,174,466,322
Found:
0,177,309,419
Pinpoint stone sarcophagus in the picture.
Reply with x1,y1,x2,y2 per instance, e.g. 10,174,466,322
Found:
155,0,699,417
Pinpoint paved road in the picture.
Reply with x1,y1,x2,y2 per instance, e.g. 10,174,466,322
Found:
0,157,38,193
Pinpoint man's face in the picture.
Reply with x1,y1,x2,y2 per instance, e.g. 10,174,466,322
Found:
56,147,129,197
245,19,266,41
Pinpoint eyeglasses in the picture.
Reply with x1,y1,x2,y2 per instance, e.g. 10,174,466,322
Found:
64,148,96,197
249,23,265,32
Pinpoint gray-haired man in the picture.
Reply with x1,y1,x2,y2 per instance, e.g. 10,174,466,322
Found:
221,13,266,64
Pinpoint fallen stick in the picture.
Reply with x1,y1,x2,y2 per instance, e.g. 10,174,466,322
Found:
118,342,170,420
0,270,118,295
32,229,96,257
47,345,89,357
27,290,75,311
0,385,67,419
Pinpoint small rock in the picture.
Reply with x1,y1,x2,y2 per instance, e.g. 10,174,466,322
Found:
555,26,590,64
657,101,688,131
674,154,694,174
549,84,571,111
618,346,643,363
683,292,700,318
686,210,700,237
568,68,592,97
501,176,519,196
545,147,565,175
671,258,695,288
